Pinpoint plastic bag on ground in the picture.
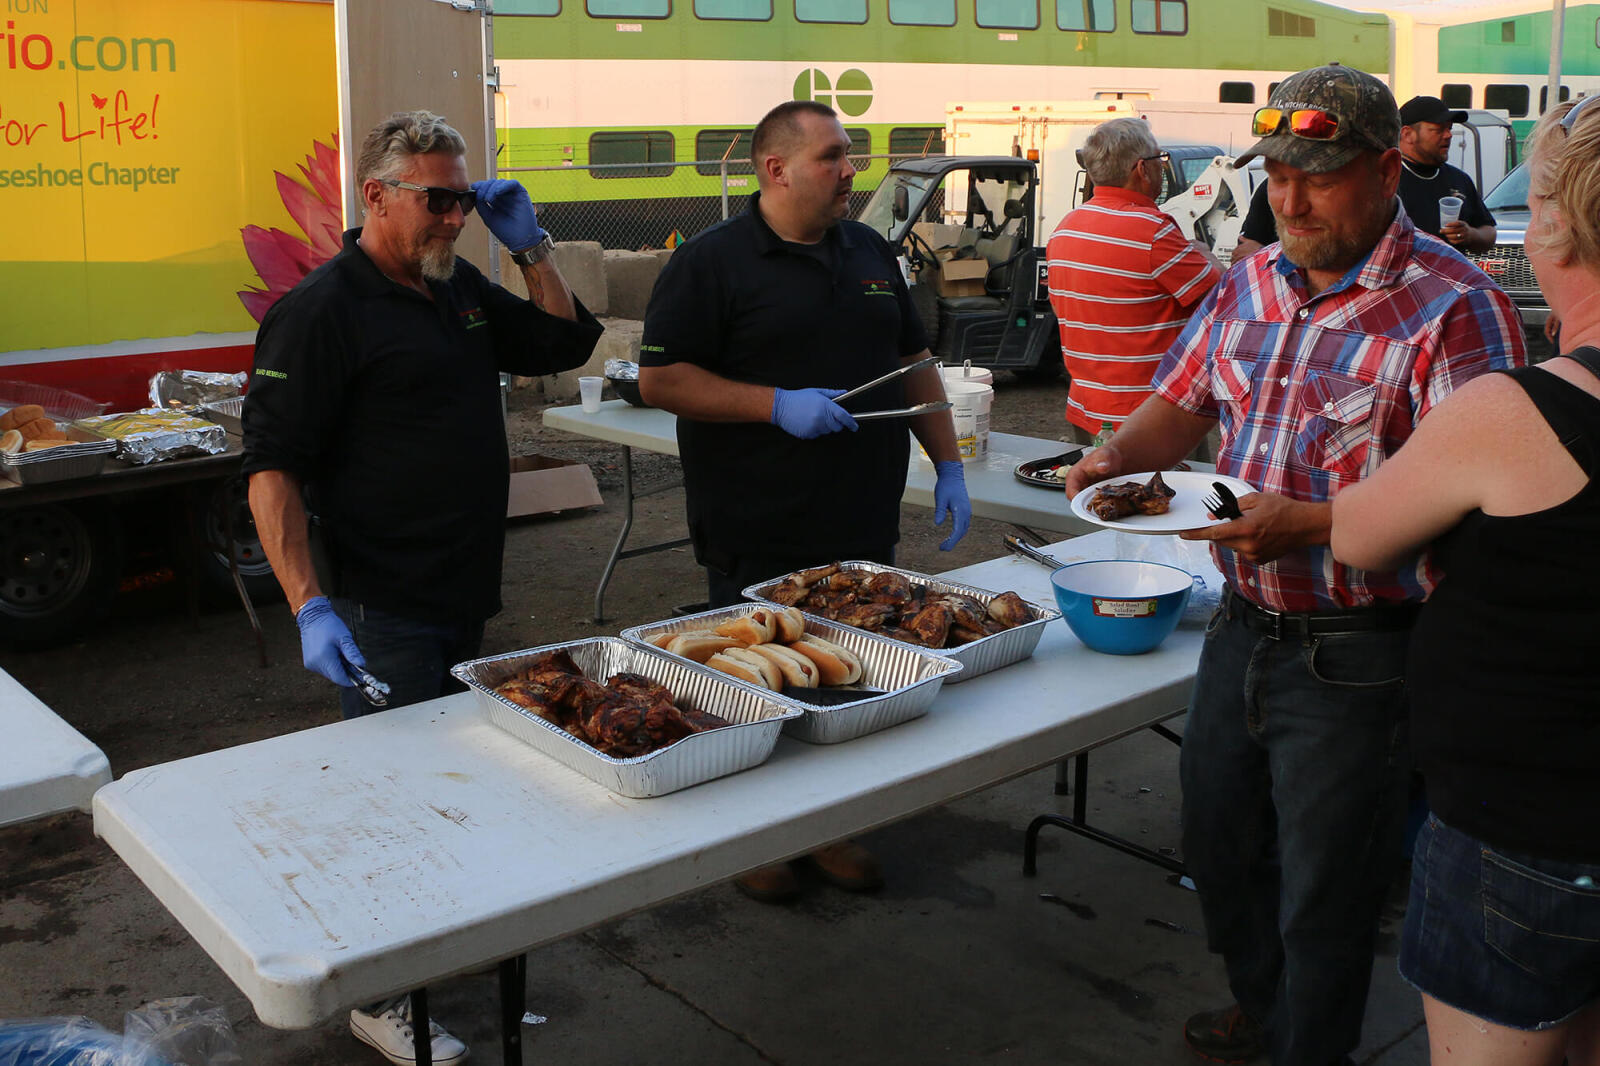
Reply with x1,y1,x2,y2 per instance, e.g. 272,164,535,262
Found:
0,997,238,1066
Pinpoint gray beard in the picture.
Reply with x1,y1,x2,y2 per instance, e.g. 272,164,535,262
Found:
420,243,457,282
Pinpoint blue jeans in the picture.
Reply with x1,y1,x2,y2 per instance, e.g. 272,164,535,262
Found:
1180,602,1410,1066
330,599,484,720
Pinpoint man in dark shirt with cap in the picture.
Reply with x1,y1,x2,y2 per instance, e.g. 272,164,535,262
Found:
1397,95,1496,253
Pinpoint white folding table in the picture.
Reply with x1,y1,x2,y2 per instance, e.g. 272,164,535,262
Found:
542,400,1098,620
1,666,112,828
93,530,1211,1064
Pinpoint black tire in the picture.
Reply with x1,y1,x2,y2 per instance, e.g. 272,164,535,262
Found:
0,502,121,647
195,475,282,604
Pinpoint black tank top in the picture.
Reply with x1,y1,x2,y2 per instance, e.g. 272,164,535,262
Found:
1408,351,1600,862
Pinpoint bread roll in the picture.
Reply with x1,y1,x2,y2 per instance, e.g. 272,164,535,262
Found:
746,643,819,688
666,632,742,663
706,647,781,690
772,606,806,643
787,635,864,686
18,417,65,441
714,608,776,645
23,438,69,451
0,429,21,455
648,633,676,649
0,404,44,432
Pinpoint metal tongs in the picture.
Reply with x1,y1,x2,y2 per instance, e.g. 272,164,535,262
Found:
1003,534,1068,571
832,356,952,420
346,663,392,708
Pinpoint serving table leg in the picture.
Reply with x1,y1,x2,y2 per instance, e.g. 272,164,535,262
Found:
409,987,433,1066
499,954,528,1065
592,444,691,623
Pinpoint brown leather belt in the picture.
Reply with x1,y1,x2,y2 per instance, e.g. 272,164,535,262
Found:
1226,587,1421,640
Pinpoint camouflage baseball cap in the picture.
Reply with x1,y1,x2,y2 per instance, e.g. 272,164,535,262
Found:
1235,63,1399,173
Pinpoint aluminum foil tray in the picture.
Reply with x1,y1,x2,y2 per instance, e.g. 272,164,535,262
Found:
0,426,116,485
199,397,244,436
451,637,801,798
622,605,962,744
744,561,1061,684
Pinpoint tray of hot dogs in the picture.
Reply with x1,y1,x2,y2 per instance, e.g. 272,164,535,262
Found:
622,604,962,744
743,561,1060,683
451,637,801,798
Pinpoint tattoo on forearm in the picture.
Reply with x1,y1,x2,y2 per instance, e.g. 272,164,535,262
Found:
527,267,547,310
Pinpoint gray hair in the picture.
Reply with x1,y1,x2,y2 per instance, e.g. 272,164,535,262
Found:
1081,117,1159,187
356,110,467,186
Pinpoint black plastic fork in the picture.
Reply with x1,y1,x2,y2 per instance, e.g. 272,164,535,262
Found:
1203,481,1243,520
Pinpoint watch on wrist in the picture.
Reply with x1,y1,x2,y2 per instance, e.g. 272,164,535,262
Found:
510,235,555,267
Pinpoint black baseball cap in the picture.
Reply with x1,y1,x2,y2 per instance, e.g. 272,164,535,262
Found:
1399,96,1467,127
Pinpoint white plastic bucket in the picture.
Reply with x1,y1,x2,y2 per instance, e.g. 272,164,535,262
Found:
939,362,994,389
918,378,993,462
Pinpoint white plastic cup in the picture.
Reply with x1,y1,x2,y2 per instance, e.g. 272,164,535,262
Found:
1438,196,1464,228
579,376,603,413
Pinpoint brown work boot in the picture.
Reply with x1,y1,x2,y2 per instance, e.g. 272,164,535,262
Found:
1183,1004,1264,1063
808,840,884,892
735,861,801,903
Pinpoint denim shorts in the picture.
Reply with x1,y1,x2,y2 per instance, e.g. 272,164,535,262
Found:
1399,813,1600,1030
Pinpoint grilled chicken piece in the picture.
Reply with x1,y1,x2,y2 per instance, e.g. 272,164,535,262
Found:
793,561,841,588
950,624,990,645
830,601,898,630
519,649,581,679
767,579,810,606
861,571,914,606
823,569,866,595
1088,471,1176,520
606,672,674,704
930,593,987,630
494,679,568,728
680,707,732,732
581,692,697,758
986,591,1032,628
903,601,954,648
880,625,922,645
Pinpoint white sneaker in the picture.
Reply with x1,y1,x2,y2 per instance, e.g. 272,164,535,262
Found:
350,997,469,1066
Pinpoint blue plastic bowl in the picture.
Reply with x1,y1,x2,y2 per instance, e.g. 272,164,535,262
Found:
1050,559,1195,655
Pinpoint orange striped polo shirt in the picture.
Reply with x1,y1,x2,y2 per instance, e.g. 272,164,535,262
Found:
1046,186,1219,434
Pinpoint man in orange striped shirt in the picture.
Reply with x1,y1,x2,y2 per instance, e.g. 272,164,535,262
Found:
1047,118,1220,440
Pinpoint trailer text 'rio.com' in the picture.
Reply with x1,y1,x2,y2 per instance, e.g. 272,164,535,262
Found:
3,19,175,73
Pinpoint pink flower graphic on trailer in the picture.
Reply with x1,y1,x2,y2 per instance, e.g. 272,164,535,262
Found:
237,136,342,323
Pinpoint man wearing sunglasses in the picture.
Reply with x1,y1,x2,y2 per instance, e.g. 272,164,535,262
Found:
1395,95,1496,254
1064,64,1525,1066
242,110,601,1066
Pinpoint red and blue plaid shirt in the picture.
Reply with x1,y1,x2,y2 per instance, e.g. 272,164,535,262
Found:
1154,210,1526,611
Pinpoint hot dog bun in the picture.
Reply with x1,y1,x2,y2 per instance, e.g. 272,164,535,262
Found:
0,429,21,455
705,647,782,690
713,608,777,645
745,642,819,688
787,635,864,686
772,606,806,643
666,631,742,663
23,438,70,451
18,417,65,441
0,404,44,432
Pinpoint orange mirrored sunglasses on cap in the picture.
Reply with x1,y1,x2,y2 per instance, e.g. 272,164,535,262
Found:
1251,107,1343,140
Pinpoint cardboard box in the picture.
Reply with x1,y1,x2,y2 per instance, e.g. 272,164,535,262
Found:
507,454,603,518
912,221,974,256
935,256,990,299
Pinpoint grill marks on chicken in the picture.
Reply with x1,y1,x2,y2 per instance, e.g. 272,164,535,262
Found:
493,652,730,758
771,565,1035,649
1088,471,1176,521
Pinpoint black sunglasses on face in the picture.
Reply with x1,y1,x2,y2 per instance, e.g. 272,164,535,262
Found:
383,179,477,216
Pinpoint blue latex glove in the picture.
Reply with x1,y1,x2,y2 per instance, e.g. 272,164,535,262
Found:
771,387,858,440
295,595,363,688
933,460,972,551
470,179,548,251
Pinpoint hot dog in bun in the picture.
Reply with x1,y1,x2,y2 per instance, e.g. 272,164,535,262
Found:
705,647,782,690
745,642,819,688
666,631,743,663
714,609,777,645
786,636,864,686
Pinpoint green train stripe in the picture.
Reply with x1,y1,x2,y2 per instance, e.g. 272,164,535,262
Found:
1437,4,1600,77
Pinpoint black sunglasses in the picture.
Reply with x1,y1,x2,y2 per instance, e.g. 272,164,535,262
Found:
382,179,477,216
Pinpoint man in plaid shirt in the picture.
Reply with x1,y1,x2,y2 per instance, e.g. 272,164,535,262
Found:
1065,65,1525,1065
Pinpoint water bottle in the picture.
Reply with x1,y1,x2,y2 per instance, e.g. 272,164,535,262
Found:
1092,420,1115,448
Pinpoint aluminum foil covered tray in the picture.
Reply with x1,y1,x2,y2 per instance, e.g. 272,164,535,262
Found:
0,425,116,485
199,397,244,436
622,606,963,744
77,408,228,465
744,562,1061,683
452,637,801,798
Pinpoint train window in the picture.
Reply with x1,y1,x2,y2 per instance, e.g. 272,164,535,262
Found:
497,0,560,12
589,131,674,177
1596,16,1600,47
587,0,668,15
697,0,770,17
976,0,1039,29
1267,7,1314,37
1057,0,1113,32
846,128,872,172
890,0,955,25
695,130,757,175
1501,20,1516,43
1268,81,1280,96
1484,83,1530,118
795,0,867,23
1132,0,1186,35
1219,82,1255,104
1540,84,1572,113
890,127,947,155
1440,84,1472,109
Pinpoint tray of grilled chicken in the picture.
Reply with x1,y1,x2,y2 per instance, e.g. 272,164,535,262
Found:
622,603,962,744
452,637,801,797
743,561,1060,683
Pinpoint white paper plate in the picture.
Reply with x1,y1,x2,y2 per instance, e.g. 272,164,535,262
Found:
1070,471,1257,534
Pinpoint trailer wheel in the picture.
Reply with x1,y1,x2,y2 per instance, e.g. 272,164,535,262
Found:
196,475,282,604
0,502,120,647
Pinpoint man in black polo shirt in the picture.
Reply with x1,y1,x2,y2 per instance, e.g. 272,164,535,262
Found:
639,100,971,900
1397,95,1496,253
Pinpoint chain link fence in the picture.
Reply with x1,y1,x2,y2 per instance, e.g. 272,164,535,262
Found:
500,154,926,252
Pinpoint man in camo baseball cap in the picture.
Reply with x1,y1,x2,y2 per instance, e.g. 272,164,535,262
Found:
1236,62,1400,173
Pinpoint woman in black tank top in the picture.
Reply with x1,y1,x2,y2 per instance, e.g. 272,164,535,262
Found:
1330,101,1600,1065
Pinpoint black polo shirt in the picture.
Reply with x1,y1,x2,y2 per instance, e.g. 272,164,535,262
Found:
640,195,928,564
1399,160,1494,239
243,228,603,623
